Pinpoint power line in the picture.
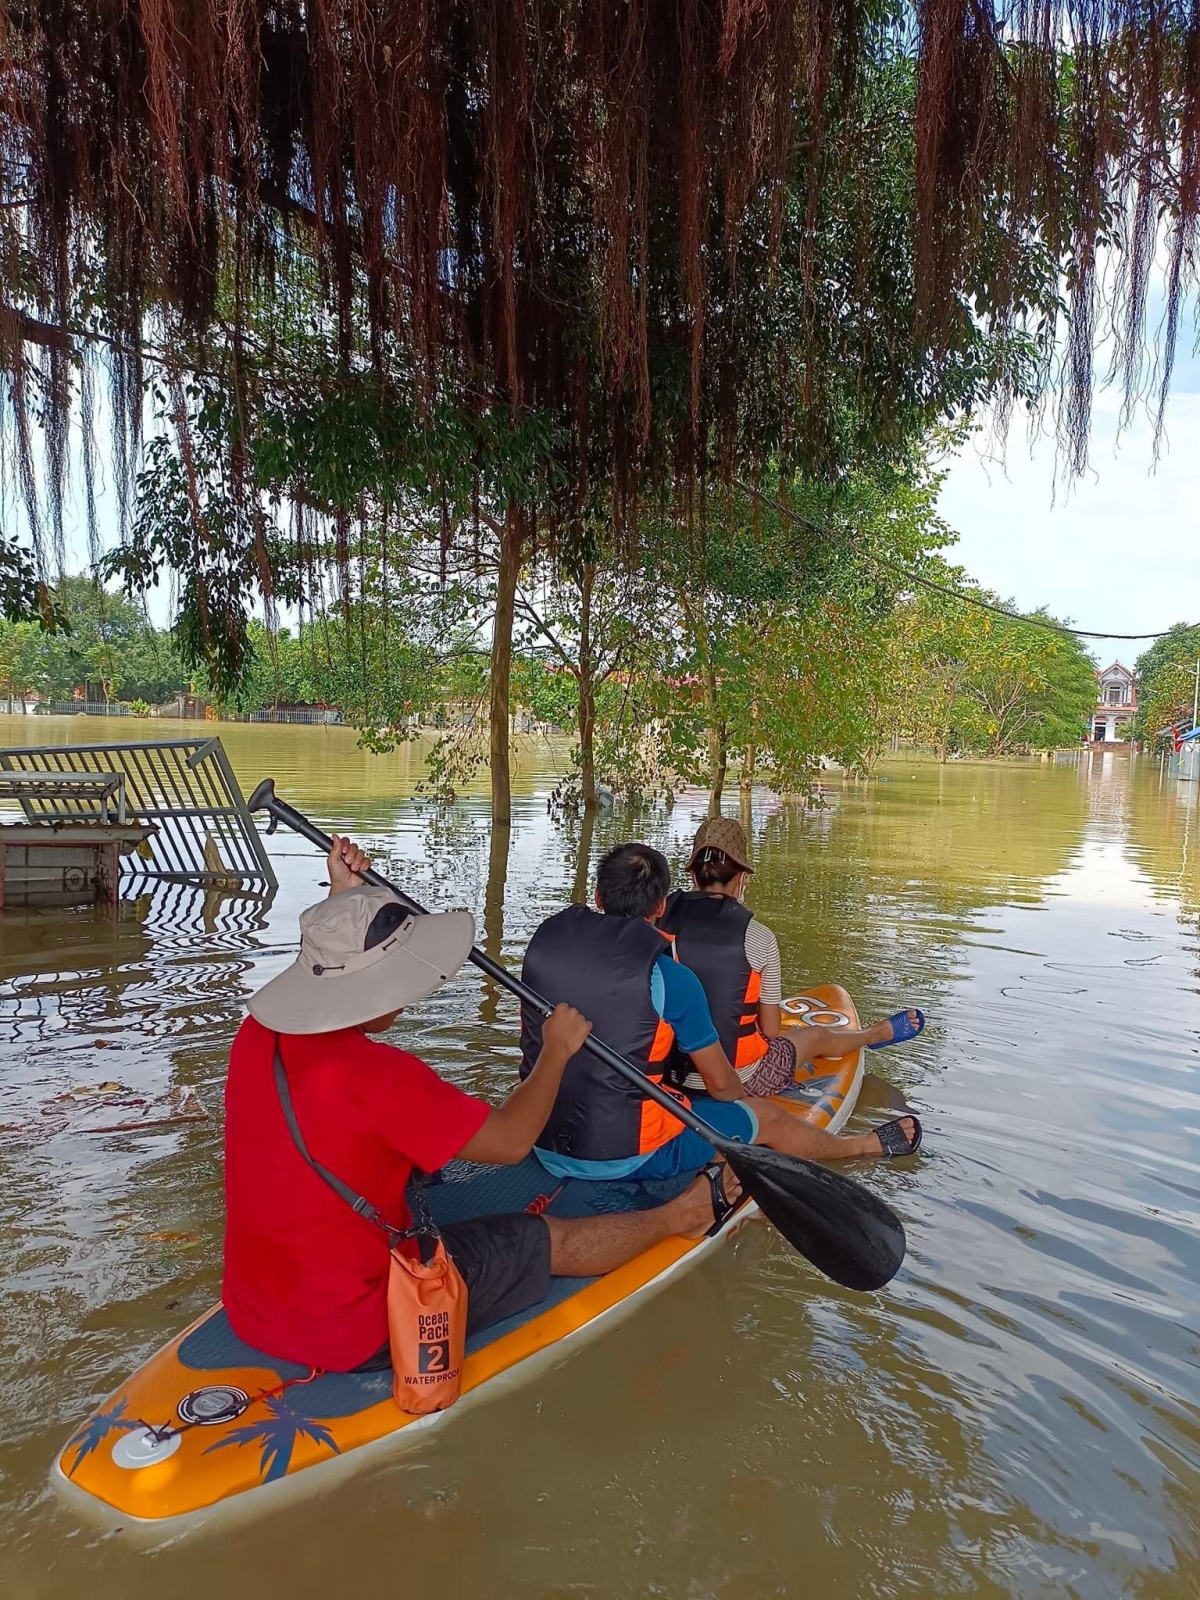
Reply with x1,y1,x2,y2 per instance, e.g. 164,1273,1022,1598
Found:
738,478,1192,643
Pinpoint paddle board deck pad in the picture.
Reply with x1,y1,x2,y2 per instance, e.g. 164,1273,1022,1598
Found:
55,983,863,1525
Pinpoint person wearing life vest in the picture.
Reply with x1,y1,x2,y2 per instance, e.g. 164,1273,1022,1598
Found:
222,835,737,1375
663,817,927,1099
519,841,922,1181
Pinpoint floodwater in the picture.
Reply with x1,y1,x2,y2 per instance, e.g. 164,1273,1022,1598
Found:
1,718,1199,1599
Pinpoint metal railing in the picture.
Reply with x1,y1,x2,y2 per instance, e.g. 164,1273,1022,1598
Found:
32,701,136,717
0,770,127,823
0,737,277,890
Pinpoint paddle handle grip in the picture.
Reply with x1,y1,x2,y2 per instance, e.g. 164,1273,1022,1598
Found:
246,780,741,1154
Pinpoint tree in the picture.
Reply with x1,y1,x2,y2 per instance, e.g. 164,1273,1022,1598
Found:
888,574,1097,756
0,621,45,710
2,14,1083,742
513,549,661,809
1132,625,1200,748
4,0,1194,560
36,576,189,703
637,456,954,808
0,574,189,706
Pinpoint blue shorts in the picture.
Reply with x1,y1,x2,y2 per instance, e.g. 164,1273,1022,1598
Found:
630,1097,759,1179
532,1097,759,1183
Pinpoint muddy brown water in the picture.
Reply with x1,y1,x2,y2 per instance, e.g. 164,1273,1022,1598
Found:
1,720,1198,1598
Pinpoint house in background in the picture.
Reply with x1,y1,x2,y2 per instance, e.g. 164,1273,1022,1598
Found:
1089,662,1137,746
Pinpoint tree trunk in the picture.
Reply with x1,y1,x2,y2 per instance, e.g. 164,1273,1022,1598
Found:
738,738,755,829
703,667,726,817
684,594,726,817
707,717,727,817
708,753,727,815
490,509,521,826
739,729,757,798
579,673,597,810
578,562,598,810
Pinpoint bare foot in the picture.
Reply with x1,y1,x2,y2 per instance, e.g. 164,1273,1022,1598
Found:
665,1163,744,1238
864,1009,922,1048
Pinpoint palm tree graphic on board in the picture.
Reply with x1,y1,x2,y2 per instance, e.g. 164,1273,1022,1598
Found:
63,1398,142,1477
205,1394,339,1482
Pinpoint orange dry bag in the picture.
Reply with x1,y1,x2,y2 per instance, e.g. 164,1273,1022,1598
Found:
387,1225,467,1413
273,1039,468,1415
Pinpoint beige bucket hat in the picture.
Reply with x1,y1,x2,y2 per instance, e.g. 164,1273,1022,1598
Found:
248,885,476,1035
684,815,754,875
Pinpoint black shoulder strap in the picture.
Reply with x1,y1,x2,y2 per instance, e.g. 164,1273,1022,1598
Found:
272,1037,405,1245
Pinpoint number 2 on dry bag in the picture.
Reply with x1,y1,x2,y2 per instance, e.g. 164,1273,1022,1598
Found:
419,1340,450,1374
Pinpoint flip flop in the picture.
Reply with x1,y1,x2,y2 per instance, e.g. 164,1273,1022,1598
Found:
868,1008,926,1050
702,1160,737,1232
873,1116,923,1157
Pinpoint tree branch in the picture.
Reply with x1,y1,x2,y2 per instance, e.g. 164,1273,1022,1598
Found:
513,585,577,674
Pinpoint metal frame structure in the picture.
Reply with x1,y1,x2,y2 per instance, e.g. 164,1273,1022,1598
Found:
0,738,277,890
0,771,127,823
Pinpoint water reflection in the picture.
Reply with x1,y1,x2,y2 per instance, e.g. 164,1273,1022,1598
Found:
480,823,510,1028
570,806,596,906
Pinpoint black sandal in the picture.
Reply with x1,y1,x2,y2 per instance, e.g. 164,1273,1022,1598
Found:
702,1160,737,1232
873,1116,923,1157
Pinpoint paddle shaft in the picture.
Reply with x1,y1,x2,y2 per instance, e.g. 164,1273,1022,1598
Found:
249,782,750,1155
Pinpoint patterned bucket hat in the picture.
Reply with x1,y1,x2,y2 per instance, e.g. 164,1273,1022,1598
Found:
684,816,754,875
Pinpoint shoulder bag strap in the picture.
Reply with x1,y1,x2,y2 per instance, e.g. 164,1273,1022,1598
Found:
272,1036,405,1246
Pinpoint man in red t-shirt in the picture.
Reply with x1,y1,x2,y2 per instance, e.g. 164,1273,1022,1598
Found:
223,835,733,1372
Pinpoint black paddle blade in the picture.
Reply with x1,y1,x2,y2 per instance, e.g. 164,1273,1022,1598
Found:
724,1144,906,1291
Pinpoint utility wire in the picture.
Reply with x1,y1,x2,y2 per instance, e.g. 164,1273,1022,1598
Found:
738,478,1192,643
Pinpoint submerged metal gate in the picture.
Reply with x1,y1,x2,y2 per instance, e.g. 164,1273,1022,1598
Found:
0,738,277,891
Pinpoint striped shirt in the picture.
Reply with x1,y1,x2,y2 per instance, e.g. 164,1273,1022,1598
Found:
680,916,783,1091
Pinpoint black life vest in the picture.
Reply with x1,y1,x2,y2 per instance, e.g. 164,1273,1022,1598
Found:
518,904,688,1161
660,889,769,1079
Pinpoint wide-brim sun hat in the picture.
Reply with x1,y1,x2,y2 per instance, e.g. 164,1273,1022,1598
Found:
248,884,476,1035
684,815,754,875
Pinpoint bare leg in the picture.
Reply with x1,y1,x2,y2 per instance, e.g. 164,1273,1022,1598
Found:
790,1009,922,1066
545,1166,741,1275
750,1098,918,1161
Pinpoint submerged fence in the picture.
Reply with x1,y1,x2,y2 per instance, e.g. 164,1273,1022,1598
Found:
23,701,343,724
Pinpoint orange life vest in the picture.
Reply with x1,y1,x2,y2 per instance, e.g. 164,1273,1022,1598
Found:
660,890,770,1078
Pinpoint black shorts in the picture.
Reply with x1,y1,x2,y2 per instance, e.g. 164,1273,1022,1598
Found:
354,1211,551,1372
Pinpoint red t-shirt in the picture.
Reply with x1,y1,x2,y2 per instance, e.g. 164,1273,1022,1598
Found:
222,1015,489,1371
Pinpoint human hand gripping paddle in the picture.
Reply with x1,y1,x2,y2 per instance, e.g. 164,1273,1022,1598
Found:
247,780,907,1292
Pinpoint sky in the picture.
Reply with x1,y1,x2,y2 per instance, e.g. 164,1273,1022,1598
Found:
935,338,1200,675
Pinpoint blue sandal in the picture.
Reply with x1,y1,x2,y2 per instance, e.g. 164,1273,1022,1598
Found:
868,1008,925,1050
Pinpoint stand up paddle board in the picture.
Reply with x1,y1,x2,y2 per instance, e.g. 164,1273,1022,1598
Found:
54,983,864,1527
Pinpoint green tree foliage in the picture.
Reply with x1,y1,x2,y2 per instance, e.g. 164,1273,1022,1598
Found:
887,573,1097,756
0,574,190,705
512,551,663,807
624,456,954,808
75,50,1048,815
0,534,63,632
1132,625,1200,747
0,621,46,709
